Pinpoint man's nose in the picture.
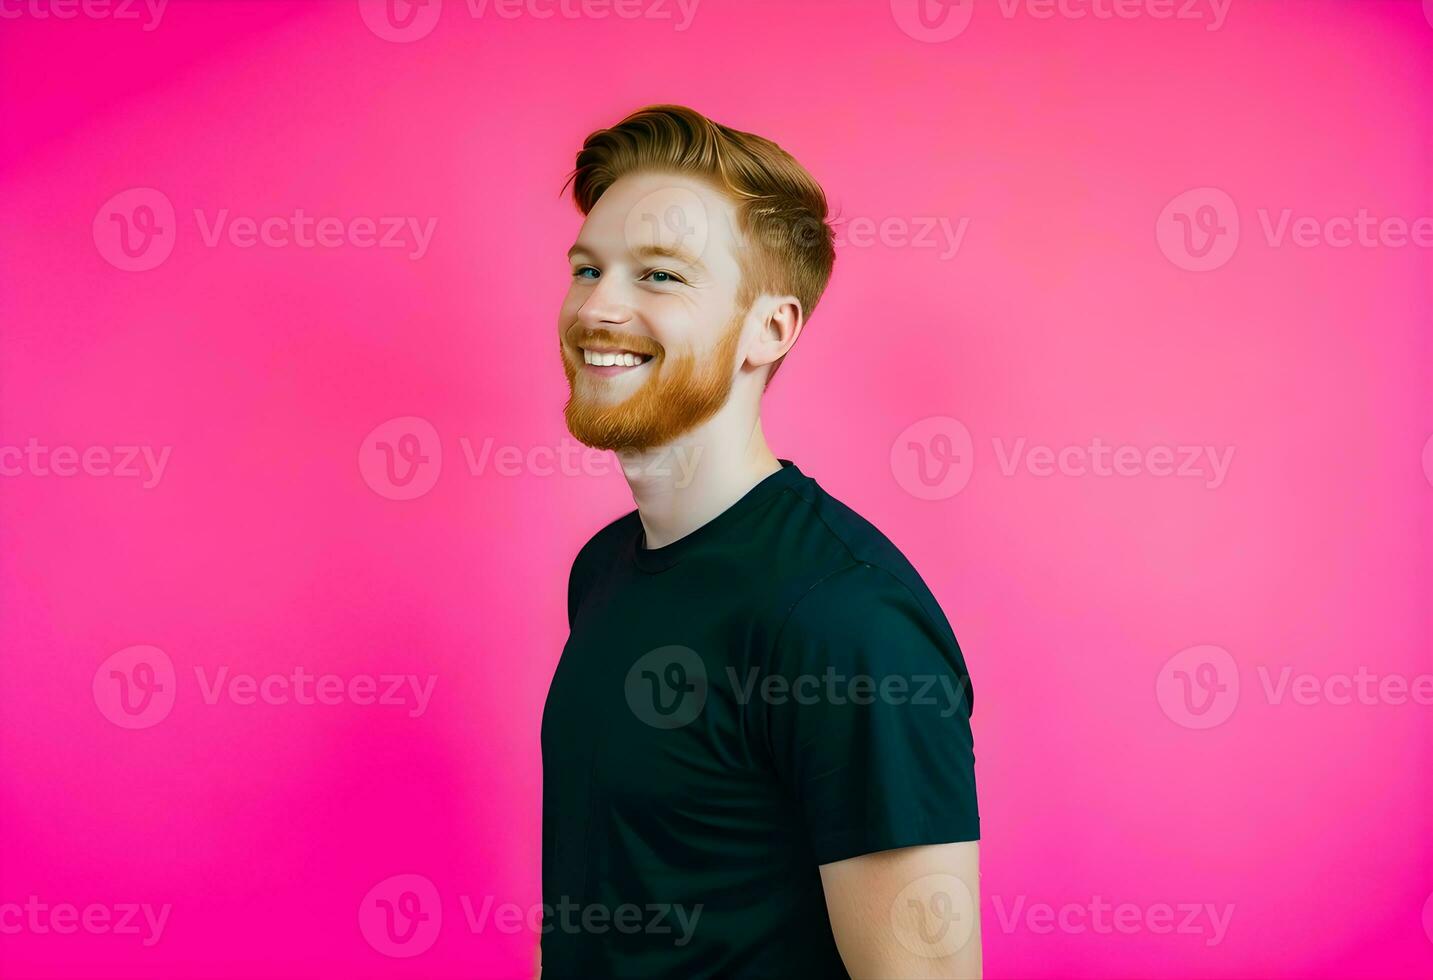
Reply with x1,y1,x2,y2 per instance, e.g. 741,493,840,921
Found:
576,275,635,327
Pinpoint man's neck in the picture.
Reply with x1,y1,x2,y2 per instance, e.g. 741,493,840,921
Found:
621,415,782,551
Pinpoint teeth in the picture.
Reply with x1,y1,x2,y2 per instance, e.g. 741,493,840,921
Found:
583,349,649,368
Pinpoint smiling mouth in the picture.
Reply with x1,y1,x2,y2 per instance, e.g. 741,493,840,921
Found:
579,346,656,374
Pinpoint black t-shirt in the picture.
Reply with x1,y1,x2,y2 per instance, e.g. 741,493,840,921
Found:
540,459,979,978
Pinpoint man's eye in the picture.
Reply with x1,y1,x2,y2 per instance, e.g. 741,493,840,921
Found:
573,267,599,280
642,269,686,285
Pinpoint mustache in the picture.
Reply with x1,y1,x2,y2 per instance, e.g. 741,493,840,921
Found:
567,326,663,358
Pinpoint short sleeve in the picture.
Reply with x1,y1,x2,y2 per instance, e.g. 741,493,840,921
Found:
566,552,585,630
566,535,600,630
757,562,979,865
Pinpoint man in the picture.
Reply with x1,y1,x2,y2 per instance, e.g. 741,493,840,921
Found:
541,104,981,978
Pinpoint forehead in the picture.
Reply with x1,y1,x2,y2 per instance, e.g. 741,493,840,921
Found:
571,171,745,277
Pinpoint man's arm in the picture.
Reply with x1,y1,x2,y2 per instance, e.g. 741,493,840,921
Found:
819,840,981,979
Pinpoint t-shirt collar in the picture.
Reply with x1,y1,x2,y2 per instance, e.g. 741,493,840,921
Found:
630,458,805,573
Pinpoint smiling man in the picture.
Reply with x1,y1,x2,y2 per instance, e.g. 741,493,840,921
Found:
541,105,981,979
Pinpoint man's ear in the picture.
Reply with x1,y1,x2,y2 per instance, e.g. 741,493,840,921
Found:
746,295,804,371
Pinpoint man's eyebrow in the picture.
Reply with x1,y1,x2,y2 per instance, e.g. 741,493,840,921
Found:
631,243,705,268
566,242,706,269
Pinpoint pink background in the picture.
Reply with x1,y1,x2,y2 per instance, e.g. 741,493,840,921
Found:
2,0,1430,976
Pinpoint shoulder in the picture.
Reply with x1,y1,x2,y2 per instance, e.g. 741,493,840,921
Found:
768,477,957,651
567,509,639,607
572,508,639,568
